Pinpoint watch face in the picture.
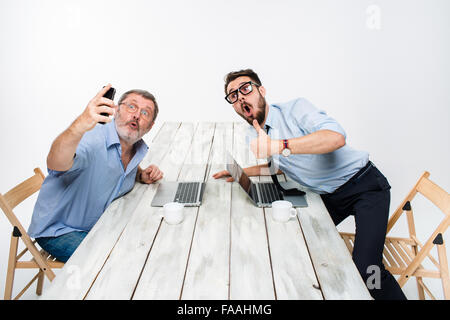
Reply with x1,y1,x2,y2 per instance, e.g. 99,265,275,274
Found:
282,148,291,157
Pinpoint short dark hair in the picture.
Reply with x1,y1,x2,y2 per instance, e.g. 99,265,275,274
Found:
118,89,159,122
224,69,262,94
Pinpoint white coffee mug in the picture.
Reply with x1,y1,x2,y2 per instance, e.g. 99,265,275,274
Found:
162,202,184,225
271,200,297,222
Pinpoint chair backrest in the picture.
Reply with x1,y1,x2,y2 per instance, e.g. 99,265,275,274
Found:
390,172,450,294
387,171,450,234
416,172,450,217
1,168,59,297
0,168,45,240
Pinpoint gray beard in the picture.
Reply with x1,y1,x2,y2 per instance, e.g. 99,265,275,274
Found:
115,119,141,145
116,127,140,145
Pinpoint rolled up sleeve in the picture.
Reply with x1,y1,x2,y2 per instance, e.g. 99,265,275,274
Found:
47,141,91,178
292,98,346,139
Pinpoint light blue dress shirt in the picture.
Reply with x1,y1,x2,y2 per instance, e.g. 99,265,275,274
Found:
247,98,369,194
28,119,148,238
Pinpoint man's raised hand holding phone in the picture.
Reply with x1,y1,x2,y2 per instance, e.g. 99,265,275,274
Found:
47,84,117,171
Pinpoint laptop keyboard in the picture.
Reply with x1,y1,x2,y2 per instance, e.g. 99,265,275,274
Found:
174,182,200,203
259,182,282,204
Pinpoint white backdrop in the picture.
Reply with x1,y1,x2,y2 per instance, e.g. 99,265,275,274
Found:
0,0,449,300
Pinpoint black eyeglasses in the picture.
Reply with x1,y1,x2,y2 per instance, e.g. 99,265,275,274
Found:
225,81,260,104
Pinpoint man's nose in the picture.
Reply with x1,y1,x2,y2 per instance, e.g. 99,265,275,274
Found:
237,93,246,103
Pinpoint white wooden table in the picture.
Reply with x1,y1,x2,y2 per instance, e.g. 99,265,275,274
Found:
40,122,371,300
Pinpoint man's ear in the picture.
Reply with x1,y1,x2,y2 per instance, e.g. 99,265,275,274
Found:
258,85,266,97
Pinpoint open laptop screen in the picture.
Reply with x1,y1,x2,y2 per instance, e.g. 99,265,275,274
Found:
226,153,254,198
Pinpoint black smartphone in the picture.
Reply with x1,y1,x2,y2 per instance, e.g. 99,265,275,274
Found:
100,87,116,125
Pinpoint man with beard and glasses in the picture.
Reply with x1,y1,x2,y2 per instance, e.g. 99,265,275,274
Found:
213,69,407,300
28,85,163,262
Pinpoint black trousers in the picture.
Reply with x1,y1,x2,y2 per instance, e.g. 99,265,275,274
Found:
320,161,407,300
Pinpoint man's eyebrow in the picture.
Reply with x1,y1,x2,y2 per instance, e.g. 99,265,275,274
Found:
227,87,237,94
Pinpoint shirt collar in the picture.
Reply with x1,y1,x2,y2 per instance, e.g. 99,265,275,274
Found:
134,138,149,155
263,104,275,130
105,118,121,148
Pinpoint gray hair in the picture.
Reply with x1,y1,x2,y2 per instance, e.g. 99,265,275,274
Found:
118,89,159,122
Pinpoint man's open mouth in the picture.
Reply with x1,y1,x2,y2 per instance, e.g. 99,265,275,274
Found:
242,103,252,117
128,121,139,130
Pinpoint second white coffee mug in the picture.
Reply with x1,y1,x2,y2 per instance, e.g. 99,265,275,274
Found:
162,202,184,225
271,200,297,222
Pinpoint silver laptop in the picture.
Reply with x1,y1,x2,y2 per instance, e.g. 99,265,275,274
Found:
226,153,308,208
151,181,206,207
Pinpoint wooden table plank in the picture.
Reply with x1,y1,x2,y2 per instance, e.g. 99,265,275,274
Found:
181,123,233,299
178,122,215,182
139,122,181,169
258,166,323,300
40,122,181,300
132,123,215,299
229,122,275,299
84,185,162,299
181,180,232,299
298,191,372,299
159,123,198,181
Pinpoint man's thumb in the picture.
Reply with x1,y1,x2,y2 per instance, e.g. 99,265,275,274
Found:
253,119,262,132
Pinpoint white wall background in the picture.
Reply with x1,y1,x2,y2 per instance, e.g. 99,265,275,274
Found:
0,0,449,300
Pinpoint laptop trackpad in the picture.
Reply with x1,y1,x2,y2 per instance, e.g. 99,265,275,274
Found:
151,182,178,207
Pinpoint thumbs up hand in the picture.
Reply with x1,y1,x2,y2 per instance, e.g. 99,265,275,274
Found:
250,120,282,159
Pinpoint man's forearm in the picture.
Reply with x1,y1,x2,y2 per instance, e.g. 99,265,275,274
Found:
276,130,345,155
47,121,85,171
244,163,282,176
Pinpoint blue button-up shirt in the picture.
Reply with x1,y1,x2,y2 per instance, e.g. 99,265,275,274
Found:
28,119,148,238
247,98,369,194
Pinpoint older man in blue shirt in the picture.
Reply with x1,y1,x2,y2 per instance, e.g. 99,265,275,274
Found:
28,85,163,262
213,69,406,300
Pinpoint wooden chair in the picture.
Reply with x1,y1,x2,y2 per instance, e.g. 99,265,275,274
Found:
340,171,450,300
1,168,64,300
